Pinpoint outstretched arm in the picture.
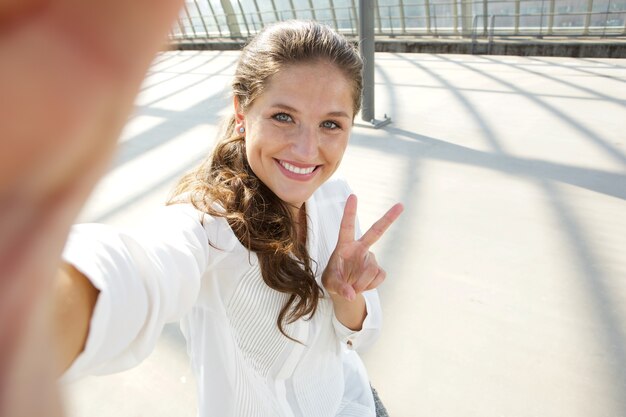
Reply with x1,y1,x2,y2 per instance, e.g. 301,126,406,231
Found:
52,263,99,374
0,1,183,415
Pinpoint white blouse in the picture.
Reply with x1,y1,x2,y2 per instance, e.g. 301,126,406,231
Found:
62,178,382,417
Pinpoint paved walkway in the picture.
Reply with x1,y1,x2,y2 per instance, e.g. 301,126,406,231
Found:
62,51,626,417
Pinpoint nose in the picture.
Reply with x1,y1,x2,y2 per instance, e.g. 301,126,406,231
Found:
291,125,319,161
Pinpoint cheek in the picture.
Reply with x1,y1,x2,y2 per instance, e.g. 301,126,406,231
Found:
323,137,349,163
244,137,258,170
244,135,270,181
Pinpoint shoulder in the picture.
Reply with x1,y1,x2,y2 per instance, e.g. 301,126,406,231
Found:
148,203,239,253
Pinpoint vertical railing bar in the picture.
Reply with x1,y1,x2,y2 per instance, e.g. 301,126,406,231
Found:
600,0,610,37
471,14,479,53
289,0,297,19
252,0,264,26
270,0,280,22
374,0,383,34
329,0,339,30
583,0,593,35
307,0,317,20
488,14,495,52
425,0,432,34
452,0,459,35
514,0,520,35
432,2,438,36
236,0,251,36
177,18,189,39
538,0,545,38
169,28,180,44
482,0,488,36
250,12,258,32
351,0,358,35
359,0,381,124
191,0,211,37
350,0,358,36
547,0,555,35
205,0,223,37
182,3,199,38
399,0,406,32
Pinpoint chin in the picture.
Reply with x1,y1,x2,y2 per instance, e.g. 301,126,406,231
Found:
277,192,311,209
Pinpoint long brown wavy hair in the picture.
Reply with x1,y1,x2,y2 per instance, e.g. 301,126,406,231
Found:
168,20,363,340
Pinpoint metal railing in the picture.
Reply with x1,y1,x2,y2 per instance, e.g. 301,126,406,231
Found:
169,0,626,41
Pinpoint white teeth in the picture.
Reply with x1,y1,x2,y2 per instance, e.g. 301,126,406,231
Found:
280,161,316,175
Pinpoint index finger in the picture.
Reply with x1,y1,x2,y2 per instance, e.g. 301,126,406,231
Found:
337,194,358,245
359,203,404,248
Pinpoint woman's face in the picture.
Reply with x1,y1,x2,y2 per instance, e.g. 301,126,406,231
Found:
239,61,354,212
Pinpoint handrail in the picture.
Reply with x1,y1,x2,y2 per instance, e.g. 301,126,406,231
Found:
170,0,626,41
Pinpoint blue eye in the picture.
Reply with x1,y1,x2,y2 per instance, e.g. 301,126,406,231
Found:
321,120,340,130
273,113,292,123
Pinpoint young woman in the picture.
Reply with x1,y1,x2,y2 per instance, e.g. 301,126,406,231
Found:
57,20,403,417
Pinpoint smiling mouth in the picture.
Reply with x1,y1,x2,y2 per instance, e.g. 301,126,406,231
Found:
278,160,319,175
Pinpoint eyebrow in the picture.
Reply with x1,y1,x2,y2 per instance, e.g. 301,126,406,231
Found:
270,103,351,119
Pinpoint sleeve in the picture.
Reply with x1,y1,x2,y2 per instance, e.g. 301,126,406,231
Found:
332,289,382,352
326,177,383,352
60,204,212,382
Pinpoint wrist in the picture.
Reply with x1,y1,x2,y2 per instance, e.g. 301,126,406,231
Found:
329,292,366,331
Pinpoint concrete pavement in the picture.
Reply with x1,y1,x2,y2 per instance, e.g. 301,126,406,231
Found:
62,51,626,417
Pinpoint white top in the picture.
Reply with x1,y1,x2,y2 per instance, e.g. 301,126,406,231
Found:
62,178,382,417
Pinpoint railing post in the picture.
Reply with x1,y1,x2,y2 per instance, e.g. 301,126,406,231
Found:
548,0,556,35
289,0,296,19
538,0,546,38
461,0,473,37
358,0,391,128
488,14,495,54
424,0,432,34
204,0,223,37
220,0,242,37
583,0,594,35
482,0,488,36
182,4,199,38
270,0,279,22
453,0,460,35
399,0,406,33
514,0,520,35
329,0,339,30
471,14,479,53
307,0,317,20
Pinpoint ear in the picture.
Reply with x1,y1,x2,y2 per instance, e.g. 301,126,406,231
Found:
233,96,244,124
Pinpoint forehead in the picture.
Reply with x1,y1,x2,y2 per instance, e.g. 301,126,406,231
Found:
254,61,355,115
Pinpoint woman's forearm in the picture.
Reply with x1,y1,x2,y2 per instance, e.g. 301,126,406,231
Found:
52,262,99,374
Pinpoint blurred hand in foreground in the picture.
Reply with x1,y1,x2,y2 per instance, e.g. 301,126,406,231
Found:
0,1,183,415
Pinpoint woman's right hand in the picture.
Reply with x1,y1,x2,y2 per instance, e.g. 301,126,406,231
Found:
0,1,183,416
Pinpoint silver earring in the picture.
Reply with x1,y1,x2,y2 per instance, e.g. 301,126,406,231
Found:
239,126,245,134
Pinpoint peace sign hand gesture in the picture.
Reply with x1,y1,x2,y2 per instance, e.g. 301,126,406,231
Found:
322,195,404,303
